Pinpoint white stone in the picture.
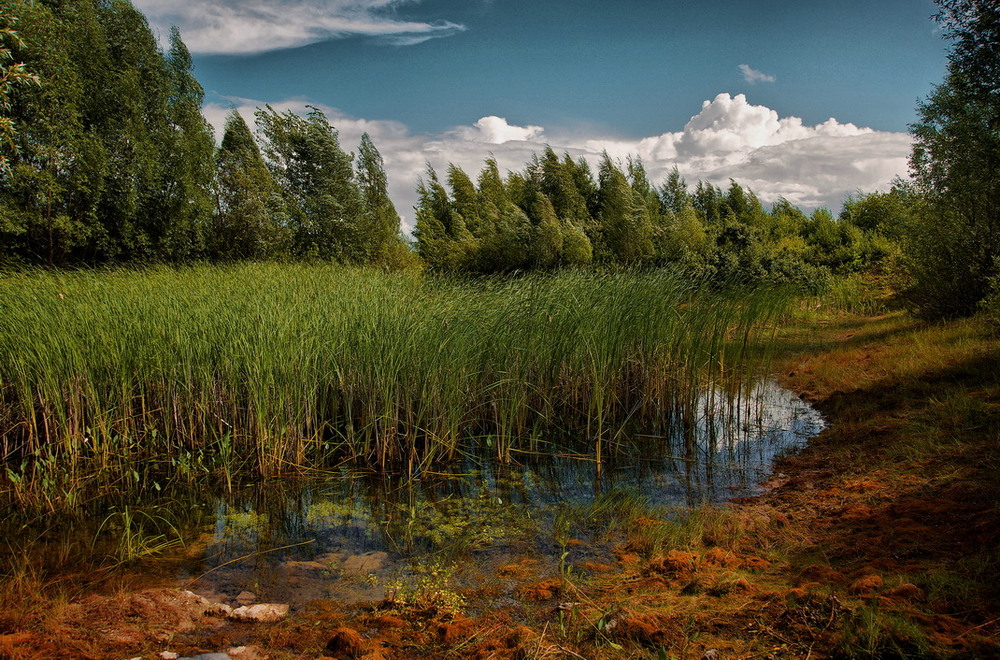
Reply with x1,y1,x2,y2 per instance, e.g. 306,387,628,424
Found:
227,645,268,660
228,603,290,623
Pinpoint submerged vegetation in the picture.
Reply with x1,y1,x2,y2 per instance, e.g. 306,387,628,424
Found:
0,264,793,512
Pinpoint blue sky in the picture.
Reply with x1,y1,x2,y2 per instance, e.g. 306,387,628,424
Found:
135,0,949,227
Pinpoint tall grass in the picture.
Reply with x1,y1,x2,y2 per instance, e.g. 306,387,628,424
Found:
0,264,792,511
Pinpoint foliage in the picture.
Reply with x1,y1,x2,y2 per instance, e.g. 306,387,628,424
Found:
0,7,39,176
907,0,1000,318
414,151,898,287
0,1,401,267
213,110,291,260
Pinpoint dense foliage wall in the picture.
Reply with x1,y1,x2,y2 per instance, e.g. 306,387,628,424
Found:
0,0,406,267
414,151,906,287
907,0,1000,319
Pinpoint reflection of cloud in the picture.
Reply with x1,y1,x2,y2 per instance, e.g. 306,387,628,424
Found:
133,0,464,54
739,64,776,84
204,92,913,233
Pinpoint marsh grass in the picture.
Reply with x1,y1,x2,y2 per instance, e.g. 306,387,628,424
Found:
0,264,792,512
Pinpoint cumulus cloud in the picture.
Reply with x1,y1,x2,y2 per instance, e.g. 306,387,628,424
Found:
451,116,545,144
739,64,776,84
133,0,465,54
204,92,912,233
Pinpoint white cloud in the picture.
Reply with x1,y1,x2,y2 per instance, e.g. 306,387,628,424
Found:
739,64,776,84
133,0,465,54
451,116,545,144
204,92,912,234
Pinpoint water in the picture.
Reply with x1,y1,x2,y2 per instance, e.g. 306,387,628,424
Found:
175,379,823,606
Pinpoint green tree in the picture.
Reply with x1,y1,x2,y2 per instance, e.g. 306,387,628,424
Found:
447,164,481,235
154,25,215,260
662,206,712,274
538,148,590,228
658,167,690,215
530,193,563,268
257,105,365,261
413,166,474,270
0,0,99,265
907,0,1000,318
596,153,653,264
213,110,290,260
0,7,39,176
356,132,402,262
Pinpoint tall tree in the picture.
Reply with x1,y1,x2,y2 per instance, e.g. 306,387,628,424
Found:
213,110,289,260
257,105,365,261
658,167,691,215
155,26,215,260
356,132,401,262
596,153,653,264
530,193,563,268
908,0,1000,317
0,7,39,176
0,0,96,265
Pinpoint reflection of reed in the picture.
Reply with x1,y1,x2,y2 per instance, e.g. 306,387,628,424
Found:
188,377,822,595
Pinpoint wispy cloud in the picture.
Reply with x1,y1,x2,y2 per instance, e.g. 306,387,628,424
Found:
739,64,776,84
133,0,465,54
377,23,466,46
204,93,911,232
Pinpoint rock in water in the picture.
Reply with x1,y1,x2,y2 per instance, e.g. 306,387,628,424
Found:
341,551,387,574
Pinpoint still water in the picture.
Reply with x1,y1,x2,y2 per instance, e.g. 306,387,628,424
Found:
176,379,823,606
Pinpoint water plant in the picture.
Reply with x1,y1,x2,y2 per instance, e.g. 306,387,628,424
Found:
0,264,793,512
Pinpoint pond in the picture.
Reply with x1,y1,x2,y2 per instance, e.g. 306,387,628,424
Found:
171,379,823,608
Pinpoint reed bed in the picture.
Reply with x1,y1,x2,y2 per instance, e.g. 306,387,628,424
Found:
0,264,792,510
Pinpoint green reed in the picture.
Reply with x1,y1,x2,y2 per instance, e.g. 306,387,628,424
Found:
0,264,792,510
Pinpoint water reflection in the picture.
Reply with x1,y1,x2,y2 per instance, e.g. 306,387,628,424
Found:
180,379,822,604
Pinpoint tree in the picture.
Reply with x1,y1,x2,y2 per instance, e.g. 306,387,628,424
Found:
658,167,690,215
356,132,402,262
447,164,480,235
413,166,474,270
257,105,365,261
0,7,39,176
908,0,1000,318
596,153,653,264
538,148,590,228
213,110,289,260
0,0,97,266
530,193,563,268
154,26,215,260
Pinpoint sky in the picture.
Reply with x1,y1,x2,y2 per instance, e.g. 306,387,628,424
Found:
134,0,949,231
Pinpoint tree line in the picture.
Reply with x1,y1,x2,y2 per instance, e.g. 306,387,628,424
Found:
0,0,408,267
414,150,909,288
1,0,997,323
